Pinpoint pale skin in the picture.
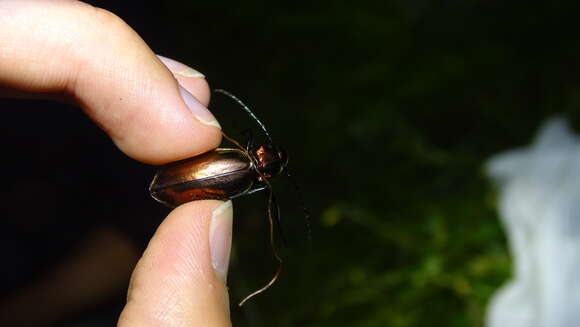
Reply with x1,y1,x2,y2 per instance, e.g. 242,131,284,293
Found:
0,1,233,326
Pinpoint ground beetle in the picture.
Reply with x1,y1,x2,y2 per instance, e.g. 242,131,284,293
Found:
149,89,290,306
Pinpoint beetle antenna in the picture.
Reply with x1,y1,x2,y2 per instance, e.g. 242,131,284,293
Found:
214,89,274,144
239,186,283,306
221,131,246,153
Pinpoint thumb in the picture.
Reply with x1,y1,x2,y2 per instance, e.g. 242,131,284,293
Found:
119,200,233,327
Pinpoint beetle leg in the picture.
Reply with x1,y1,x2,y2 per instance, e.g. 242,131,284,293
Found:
246,185,267,195
238,187,284,306
243,130,255,153
225,185,266,200
267,189,287,247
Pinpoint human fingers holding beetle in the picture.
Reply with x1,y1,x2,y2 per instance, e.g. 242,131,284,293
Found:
0,1,233,326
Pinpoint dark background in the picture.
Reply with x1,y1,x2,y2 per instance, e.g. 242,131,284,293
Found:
3,1,580,326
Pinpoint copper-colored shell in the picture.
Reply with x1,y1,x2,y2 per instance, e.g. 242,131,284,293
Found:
149,148,255,207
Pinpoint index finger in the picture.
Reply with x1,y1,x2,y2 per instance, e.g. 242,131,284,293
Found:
0,0,221,164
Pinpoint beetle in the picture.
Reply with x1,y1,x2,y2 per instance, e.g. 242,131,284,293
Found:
149,89,289,306
149,142,287,207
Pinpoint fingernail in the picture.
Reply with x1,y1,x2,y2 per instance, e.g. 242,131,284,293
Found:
158,55,205,78
179,85,221,129
210,201,233,281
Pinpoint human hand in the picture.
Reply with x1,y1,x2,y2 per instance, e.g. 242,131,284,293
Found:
0,1,232,326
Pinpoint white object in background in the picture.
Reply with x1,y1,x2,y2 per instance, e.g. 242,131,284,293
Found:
486,117,580,327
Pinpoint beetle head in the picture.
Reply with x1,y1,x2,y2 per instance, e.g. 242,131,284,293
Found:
254,144,288,178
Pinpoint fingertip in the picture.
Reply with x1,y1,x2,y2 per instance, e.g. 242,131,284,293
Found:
178,77,211,107
157,55,211,106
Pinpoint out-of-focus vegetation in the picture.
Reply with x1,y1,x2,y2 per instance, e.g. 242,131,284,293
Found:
144,1,580,326
97,1,580,326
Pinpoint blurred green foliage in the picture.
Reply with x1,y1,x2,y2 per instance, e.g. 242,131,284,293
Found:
163,1,580,326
